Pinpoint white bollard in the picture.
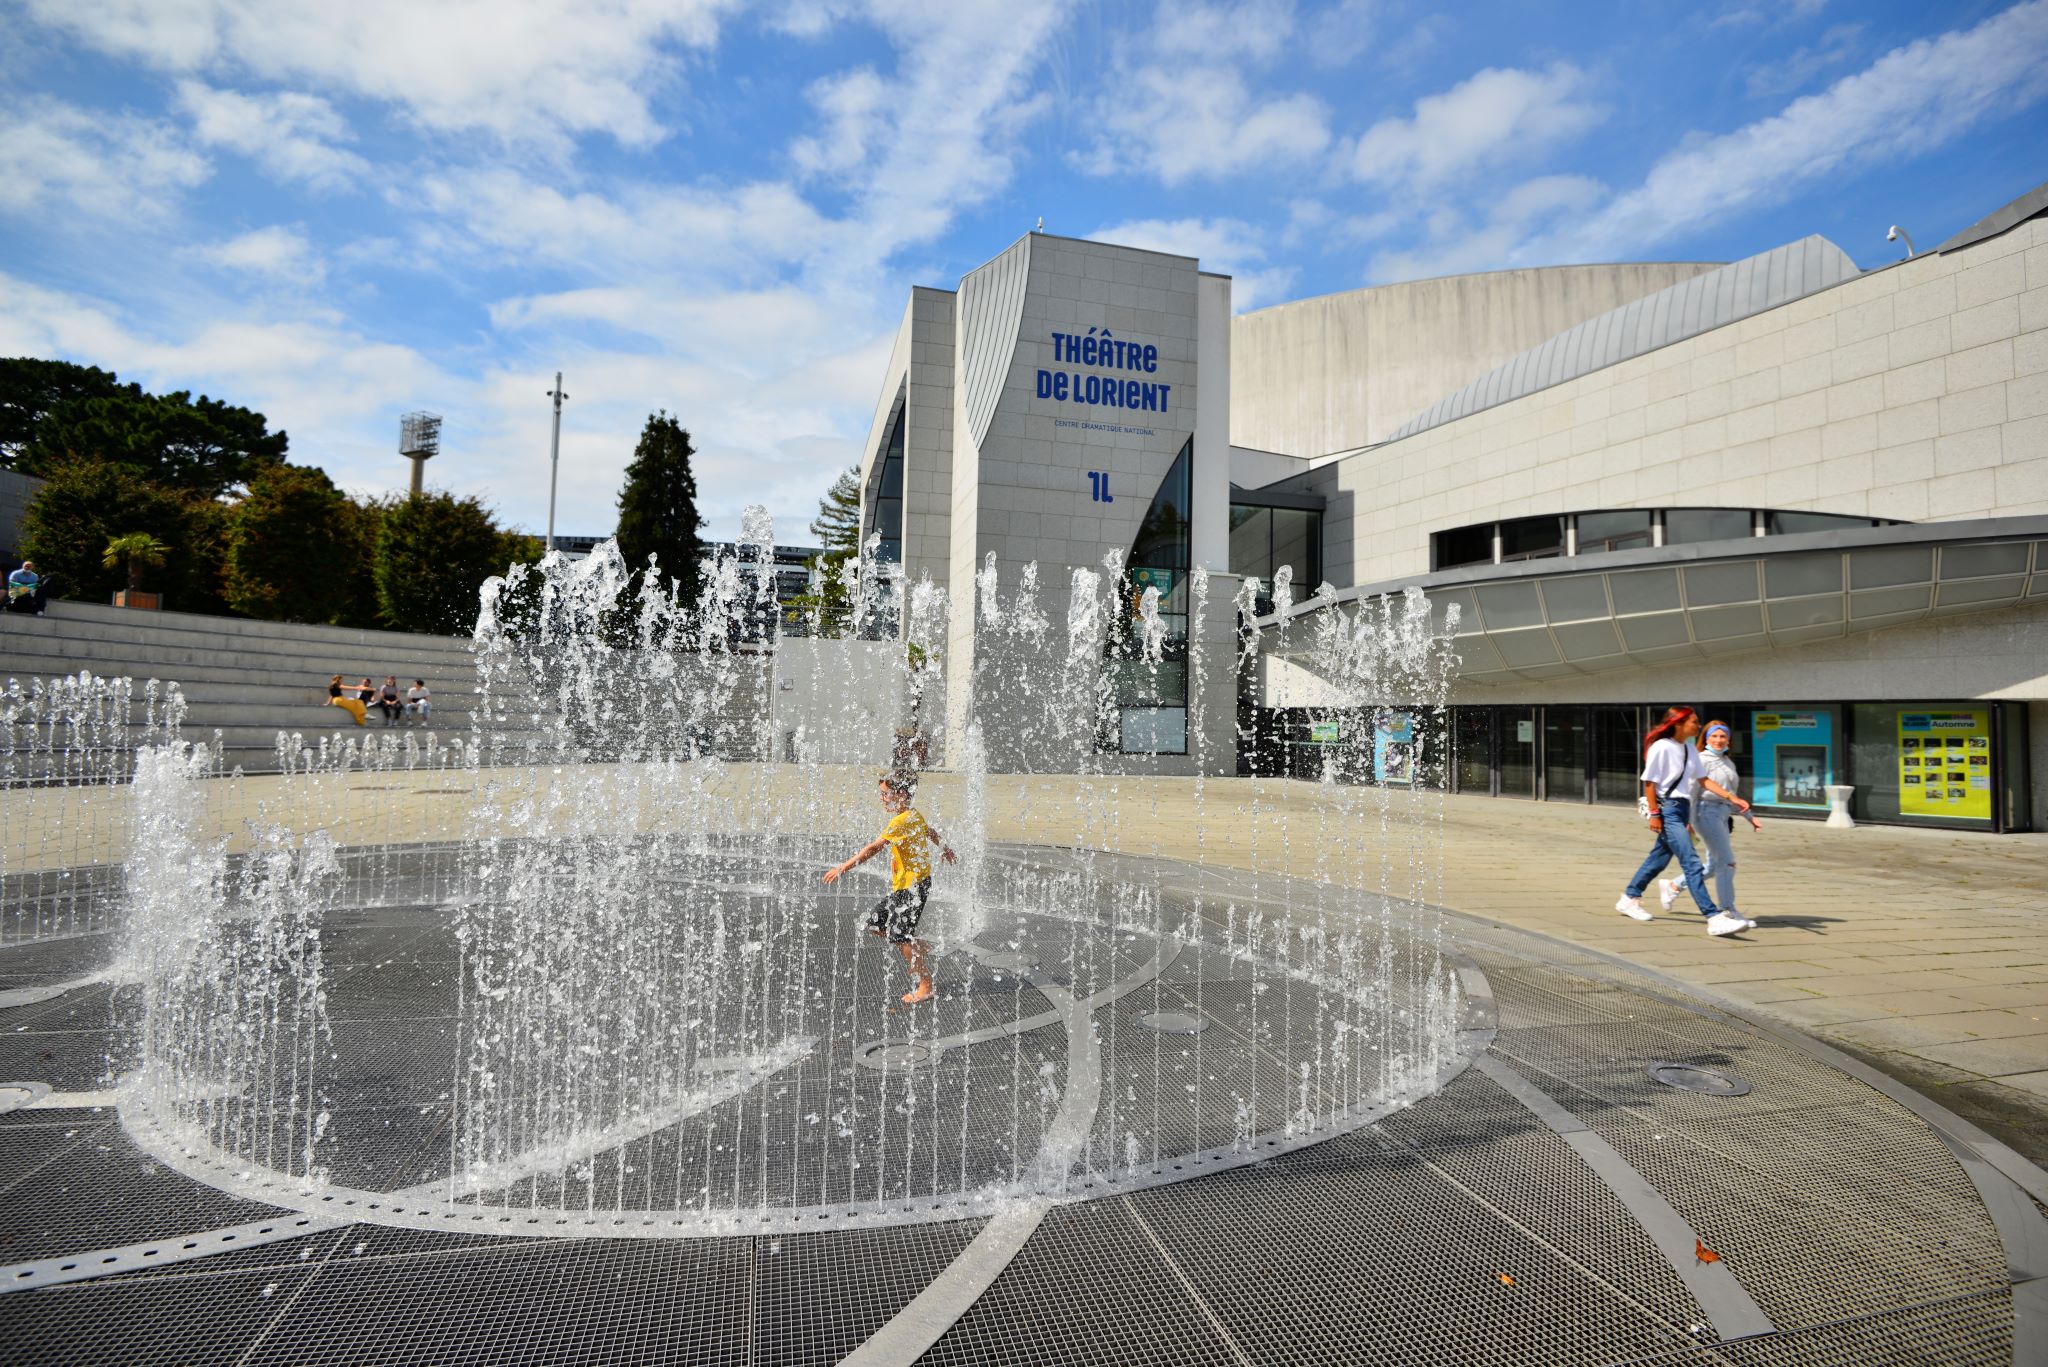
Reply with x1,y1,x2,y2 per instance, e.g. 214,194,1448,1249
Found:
1824,784,1856,829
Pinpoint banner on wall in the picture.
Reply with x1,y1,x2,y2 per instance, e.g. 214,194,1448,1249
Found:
1308,719,1341,744
1374,711,1417,786
1898,709,1992,821
1751,710,1832,809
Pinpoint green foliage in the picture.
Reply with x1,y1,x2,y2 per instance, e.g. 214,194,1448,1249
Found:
101,532,172,592
224,463,367,625
0,358,125,461
809,464,861,550
373,492,514,636
19,388,288,497
19,460,224,609
788,465,861,635
614,411,704,604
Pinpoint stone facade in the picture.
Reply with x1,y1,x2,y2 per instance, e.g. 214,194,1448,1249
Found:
1283,213,2048,588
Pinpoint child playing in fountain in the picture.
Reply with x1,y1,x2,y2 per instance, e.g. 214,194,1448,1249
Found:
822,771,956,1005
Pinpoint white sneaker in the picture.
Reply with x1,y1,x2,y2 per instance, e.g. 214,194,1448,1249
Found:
1658,878,1681,912
1616,895,1654,922
1706,912,1748,937
1727,911,1757,930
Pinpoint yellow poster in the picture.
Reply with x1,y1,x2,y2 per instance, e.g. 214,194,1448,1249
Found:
1897,709,1992,821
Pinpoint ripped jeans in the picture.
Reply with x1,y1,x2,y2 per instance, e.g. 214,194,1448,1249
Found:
1624,797,1718,917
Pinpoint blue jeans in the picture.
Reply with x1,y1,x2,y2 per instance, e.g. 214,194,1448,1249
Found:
1696,800,1739,912
1625,797,1718,916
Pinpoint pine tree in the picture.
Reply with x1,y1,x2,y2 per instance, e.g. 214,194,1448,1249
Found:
789,465,862,635
614,411,705,605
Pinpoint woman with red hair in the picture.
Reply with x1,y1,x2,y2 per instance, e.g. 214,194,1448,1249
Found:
1616,706,1754,937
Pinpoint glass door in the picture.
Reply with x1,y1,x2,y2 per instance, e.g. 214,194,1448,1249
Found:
1543,707,1589,802
1498,707,1536,798
1454,707,1493,795
1594,706,1641,803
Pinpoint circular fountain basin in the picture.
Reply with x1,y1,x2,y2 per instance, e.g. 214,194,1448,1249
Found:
121,841,1478,1238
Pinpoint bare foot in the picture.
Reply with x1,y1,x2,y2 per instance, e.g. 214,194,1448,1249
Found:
901,980,935,1005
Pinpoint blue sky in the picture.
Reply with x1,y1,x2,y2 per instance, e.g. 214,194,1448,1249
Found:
2,0,2044,545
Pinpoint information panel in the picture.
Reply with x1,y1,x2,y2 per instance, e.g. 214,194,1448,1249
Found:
1751,710,1832,809
1898,709,1992,821
1374,711,1417,786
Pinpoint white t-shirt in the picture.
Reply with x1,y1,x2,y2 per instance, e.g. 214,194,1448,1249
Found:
1640,737,1705,805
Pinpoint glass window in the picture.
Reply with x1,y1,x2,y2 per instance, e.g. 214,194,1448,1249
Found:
1499,515,1564,562
1228,505,1271,581
1665,508,1753,545
1575,510,1652,555
1271,508,1319,588
1850,703,1995,827
1434,523,1495,570
864,406,906,564
1131,439,1191,573
1115,439,1194,752
1767,510,1878,535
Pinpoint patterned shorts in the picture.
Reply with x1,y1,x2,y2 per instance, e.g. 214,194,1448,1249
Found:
866,878,932,944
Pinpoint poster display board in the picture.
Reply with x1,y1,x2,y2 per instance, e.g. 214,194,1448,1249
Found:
1308,719,1341,744
1374,711,1417,786
1898,709,1992,821
1751,710,1833,809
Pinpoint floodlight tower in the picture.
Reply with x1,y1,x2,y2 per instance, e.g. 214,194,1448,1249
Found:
399,412,442,497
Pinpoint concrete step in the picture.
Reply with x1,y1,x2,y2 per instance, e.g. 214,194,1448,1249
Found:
0,637,474,685
0,650,481,698
46,599,481,656
0,618,474,669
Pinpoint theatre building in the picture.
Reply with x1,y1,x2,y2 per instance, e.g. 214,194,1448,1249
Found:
858,182,2048,831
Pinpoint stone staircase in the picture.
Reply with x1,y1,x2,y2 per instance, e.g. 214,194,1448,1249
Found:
0,601,487,773
0,601,777,774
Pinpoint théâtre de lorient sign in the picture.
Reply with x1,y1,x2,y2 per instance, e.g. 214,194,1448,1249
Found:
1036,327,1174,413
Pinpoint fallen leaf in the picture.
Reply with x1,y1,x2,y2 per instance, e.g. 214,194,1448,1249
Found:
1497,1273,1514,1286
1695,1238,1720,1265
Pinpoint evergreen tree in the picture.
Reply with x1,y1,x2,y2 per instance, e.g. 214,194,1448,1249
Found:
223,463,366,625
374,492,512,635
788,464,861,635
20,388,288,497
0,358,125,462
614,410,705,604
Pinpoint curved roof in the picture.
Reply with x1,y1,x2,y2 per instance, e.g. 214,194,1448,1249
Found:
1386,235,1860,443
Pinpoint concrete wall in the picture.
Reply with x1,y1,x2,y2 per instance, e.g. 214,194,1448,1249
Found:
0,470,45,563
1230,262,1718,458
936,234,1234,774
1291,213,2048,588
771,636,903,766
857,286,957,596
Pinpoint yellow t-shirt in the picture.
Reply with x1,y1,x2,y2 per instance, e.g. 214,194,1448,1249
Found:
882,809,933,890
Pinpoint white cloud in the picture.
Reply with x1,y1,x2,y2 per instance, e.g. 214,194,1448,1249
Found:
1563,0,2048,260
1091,216,1298,310
0,270,448,480
0,99,209,222
1153,0,1298,63
1349,62,1603,191
194,225,326,284
20,0,742,149
1076,66,1330,185
790,67,891,179
175,81,369,192
1304,0,1378,68
1744,22,1864,98
1365,174,1604,281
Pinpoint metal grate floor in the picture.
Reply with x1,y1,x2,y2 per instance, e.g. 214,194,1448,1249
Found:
0,846,2028,1365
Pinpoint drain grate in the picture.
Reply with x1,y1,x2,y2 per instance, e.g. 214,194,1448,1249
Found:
1134,1010,1208,1035
0,1083,51,1116
1647,1062,1751,1097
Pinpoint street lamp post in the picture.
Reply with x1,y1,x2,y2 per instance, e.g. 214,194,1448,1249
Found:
545,372,568,552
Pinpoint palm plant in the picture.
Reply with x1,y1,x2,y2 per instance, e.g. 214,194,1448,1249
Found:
102,533,172,593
